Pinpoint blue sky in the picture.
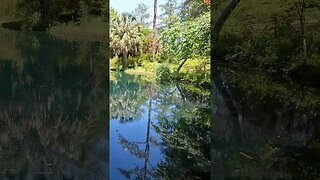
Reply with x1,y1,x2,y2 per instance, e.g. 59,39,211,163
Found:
110,0,167,23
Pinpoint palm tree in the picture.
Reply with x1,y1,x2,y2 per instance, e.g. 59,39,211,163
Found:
110,13,142,70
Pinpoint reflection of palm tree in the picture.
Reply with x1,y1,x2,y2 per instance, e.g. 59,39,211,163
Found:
110,73,150,123
110,91,144,123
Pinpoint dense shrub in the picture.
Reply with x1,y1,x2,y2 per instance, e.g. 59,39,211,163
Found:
156,64,171,83
179,57,210,86
110,56,122,71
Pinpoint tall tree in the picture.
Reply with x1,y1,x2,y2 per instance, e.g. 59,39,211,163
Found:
180,0,210,20
132,3,150,27
152,0,158,62
159,0,179,29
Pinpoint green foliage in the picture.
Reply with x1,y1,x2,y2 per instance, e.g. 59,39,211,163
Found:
179,0,210,20
12,0,107,30
110,7,119,21
160,12,210,63
217,0,320,73
223,31,320,72
109,2,211,85
140,53,152,62
110,13,143,70
159,0,179,28
179,57,210,86
141,61,159,71
139,26,152,54
21,11,41,30
15,0,42,30
156,64,171,83
110,56,122,71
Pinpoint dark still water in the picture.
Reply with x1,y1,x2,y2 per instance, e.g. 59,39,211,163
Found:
211,67,320,179
0,28,108,179
109,72,211,179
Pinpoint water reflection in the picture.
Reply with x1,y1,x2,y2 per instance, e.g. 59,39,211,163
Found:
211,66,320,179
110,72,211,179
0,28,108,179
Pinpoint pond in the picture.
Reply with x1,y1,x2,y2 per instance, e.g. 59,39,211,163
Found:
0,27,108,179
211,66,320,179
0,27,211,179
109,72,211,179
2,26,319,179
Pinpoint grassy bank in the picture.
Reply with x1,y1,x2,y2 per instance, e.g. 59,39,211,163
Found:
110,57,210,88
0,16,15,24
125,68,157,78
0,16,107,42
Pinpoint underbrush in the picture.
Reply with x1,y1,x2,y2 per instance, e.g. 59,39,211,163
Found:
220,30,320,73
177,57,210,86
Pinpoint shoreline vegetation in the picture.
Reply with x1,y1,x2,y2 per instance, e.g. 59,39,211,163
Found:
0,16,107,42
0,0,319,88
109,0,319,90
211,0,320,87
0,0,107,42
110,0,211,89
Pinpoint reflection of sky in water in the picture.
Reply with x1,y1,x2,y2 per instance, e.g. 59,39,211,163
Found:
110,102,164,180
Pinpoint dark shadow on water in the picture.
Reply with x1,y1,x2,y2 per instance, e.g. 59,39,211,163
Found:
2,21,22,30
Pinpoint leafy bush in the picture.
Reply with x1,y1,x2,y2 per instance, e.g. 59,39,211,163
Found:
179,57,210,86
141,61,159,72
140,53,152,63
110,56,122,71
156,64,171,83
21,12,42,30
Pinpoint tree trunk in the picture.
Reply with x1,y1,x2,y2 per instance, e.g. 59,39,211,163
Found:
152,0,158,62
212,0,241,45
176,58,188,73
121,52,128,70
296,0,307,64
301,0,307,64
